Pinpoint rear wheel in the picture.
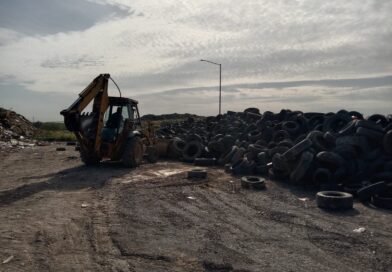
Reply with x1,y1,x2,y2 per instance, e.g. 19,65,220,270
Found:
122,137,143,168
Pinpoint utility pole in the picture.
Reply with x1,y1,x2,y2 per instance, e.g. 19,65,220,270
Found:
200,59,222,115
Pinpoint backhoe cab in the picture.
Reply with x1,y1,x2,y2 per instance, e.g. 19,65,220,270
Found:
60,74,158,167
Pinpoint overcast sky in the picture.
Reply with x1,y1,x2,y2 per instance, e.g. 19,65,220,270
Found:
0,0,391,121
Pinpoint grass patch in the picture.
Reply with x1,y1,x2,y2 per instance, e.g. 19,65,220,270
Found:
34,129,76,142
33,122,76,142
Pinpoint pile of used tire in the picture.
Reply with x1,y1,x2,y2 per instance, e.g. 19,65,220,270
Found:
157,108,392,205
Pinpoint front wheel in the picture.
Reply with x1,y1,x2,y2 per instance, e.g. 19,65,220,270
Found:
122,137,143,168
80,147,101,165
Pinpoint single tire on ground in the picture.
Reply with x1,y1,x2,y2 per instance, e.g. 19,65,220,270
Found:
121,137,143,168
316,191,353,210
241,176,266,190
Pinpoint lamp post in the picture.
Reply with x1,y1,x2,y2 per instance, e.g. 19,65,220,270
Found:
200,59,222,115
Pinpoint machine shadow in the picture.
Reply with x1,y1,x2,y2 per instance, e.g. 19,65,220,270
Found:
0,162,131,206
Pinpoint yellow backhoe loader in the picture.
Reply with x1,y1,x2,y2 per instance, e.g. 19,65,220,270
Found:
60,74,159,167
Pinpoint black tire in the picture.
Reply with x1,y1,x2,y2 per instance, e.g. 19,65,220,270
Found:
219,146,238,165
323,114,351,133
323,132,336,147
194,158,216,166
383,130,392,154
357,181,387,202
307,131,333,152
371,194,392,209
56,147,66,151
185,133,203,143
146,146,159,163
349,111,363,120
182,141,204,162
312,168,331,186
248,130,261,142
273,130,291,143
187,169,207,179
316,151,345,168
256,152,269,165
356,120,384,132
338,120,358,136
290,151,314,184
278,139,294,148
343,183,365,197
230,147,246,165
241,176,266,190
80,147,101,165
268,145,290,157
316,191,353,210
283,138,312,161
282,121,300,136
272,153,291,172
168,138,185,159
122,137,143,168
356,127,384,141
367,114,388,128
232,158,255,175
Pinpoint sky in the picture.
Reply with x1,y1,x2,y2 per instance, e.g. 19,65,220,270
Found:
0,0,391,121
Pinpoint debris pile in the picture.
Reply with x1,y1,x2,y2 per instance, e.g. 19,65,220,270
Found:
0,107,36,141
157,109,392,198
0,108,38,150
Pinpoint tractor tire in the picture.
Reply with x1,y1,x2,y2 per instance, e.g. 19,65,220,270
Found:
122,137,143,168
80,148,101,166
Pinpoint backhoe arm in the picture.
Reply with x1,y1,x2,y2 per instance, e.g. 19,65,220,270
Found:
60,74,110,152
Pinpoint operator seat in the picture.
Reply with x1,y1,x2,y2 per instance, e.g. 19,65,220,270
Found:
101,108,123,142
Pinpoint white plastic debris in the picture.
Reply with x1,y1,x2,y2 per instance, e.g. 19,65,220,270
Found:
298,197,309,201
187,196,196,200
229,180,236,193
81,203,89,208
2,255,14,264
353,227,366,233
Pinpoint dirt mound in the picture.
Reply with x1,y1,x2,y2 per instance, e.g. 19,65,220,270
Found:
0,107,36,141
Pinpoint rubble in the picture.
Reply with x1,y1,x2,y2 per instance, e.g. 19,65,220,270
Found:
0,108,38,151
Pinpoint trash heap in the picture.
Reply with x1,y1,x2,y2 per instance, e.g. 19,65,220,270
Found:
0,107,36,141
157,108,392,192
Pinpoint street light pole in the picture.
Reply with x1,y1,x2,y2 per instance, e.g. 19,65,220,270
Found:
200,59,222,115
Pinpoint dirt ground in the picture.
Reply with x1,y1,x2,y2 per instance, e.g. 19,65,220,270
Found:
0,144,391,272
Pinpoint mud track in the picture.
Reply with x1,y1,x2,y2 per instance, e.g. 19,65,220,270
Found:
0,144,391,271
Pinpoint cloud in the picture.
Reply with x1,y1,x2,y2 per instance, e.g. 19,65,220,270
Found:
0,0,391,120
0,0,130,36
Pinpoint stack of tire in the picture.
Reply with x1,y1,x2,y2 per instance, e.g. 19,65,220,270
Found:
157,109,392,208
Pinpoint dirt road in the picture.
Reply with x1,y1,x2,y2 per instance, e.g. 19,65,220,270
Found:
0,144,391,271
